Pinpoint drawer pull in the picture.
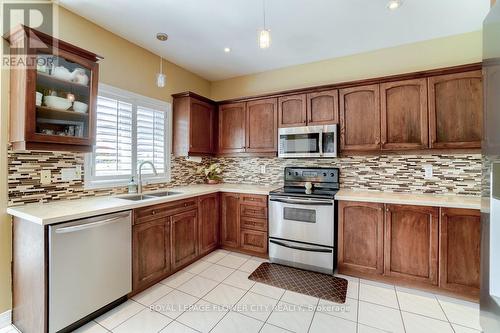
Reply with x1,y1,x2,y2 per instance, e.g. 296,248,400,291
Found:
151,210,156,215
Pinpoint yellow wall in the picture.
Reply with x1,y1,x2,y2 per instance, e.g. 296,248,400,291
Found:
210,31,482,101
0,6,211,314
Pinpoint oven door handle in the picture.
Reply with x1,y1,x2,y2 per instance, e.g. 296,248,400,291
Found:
269,198,333,206
269,239,333,253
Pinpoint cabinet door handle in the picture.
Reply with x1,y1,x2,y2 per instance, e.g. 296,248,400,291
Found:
151,210,156,215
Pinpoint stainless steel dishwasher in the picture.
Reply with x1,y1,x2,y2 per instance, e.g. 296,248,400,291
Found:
48,211,132,333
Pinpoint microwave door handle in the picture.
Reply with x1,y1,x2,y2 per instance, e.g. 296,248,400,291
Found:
270,239,332,253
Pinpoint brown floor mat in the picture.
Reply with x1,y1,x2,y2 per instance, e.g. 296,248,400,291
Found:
248,262,348,304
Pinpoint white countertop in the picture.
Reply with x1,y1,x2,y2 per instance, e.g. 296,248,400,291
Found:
335,189,481,210
7,184,278,226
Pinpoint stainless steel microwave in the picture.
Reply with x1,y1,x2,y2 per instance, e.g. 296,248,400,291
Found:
278,125,338,158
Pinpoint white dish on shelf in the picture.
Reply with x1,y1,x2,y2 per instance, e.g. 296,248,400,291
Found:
44,96,72,110
73,101,88,113
35,92,43,106
51,66,72,81
71,68,89,86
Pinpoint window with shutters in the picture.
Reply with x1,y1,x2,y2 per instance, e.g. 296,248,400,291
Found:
85,84,171,189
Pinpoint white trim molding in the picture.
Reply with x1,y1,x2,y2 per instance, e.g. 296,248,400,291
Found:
0,309,12,329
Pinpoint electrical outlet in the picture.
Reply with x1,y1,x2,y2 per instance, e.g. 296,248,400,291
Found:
260,165,266,174
423,164,433,179
40,170,51,185
61,168,78,181
75,165,82,179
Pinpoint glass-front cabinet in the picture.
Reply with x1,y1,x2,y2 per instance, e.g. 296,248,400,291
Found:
7,26,101,152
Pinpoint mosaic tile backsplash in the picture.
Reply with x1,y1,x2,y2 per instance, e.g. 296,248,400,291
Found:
8,151,211,206
7,150,481,206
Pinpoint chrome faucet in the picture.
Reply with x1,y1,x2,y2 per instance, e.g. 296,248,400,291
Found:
137,161,157,194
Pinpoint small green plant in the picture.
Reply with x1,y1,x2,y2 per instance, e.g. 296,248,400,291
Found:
198,163,222,182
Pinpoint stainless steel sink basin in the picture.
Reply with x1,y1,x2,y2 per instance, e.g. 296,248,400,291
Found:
119,194,156,201
148,191,181,197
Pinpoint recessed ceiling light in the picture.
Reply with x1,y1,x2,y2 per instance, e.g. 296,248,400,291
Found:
224,47,231,53
387,0,402,10
156,32,168,41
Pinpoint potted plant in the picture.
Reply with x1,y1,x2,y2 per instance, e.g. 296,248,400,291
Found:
198,163,222,184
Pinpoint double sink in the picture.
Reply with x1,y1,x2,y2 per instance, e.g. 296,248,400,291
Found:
119,191,181,201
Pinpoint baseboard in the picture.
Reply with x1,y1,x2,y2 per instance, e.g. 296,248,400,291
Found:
0,309,12,329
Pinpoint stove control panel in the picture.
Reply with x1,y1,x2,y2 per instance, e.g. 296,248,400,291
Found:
284,167,339,184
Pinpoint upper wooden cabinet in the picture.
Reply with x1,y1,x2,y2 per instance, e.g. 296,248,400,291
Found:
278,91,339,127
439,208,481,298
384,204,439,286
219,99,278,156
172,92,216,156
340,84,381,151
428,71,483,149
278,94,307,127
8,26,101,152
246,98,278,153
338,201,384,275
218,102,246,154
380,79,428,150
307,90,339,125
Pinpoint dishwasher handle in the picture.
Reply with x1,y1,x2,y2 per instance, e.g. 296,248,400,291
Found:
55,213,130,234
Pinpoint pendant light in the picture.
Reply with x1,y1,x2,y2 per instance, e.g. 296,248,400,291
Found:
156,56,166,88
156,33,168,88
259,0,271,49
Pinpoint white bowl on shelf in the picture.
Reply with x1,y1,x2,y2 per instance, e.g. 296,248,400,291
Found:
44,96,72,110
73,101,88,113
51,66,72,81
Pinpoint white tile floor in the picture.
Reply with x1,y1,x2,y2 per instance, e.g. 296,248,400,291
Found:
1,249,483,333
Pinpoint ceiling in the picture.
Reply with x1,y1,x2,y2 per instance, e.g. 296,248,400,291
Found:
59,0,490,81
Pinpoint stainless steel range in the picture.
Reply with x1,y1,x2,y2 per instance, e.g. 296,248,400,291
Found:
268,167,339,274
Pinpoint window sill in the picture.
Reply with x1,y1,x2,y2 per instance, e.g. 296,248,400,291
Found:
84,176,171,191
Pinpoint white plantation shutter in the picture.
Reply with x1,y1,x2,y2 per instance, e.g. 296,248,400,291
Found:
137,106,166,174
94,96,133,176
86,84,170,188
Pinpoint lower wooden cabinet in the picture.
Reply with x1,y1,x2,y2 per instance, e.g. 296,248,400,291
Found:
439,208,481,297
171,209,198,270
198,193,219,255
338,201,384,275
132,218,171,291
221,193,241,248
338,200,480,300
241,229,268,254
384,204,439,285
221,192,268,255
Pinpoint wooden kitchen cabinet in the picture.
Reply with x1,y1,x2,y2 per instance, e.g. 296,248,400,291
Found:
338,201,385,275
198,193,219,255
384,204,439,285
218,102,246,154
278,94,307,127
380,79,428,150
220,192,268,255
246,98,278,153
428,71,483,149
241,229,268,254
171,209,198,270
7,26,101,152
220,192,241,248
339,84,381,151
439,208,481,298
306,89,339,125
172,92,216,156
132,218,171,291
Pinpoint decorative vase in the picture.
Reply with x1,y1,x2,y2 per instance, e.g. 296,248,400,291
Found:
207,179,219,184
